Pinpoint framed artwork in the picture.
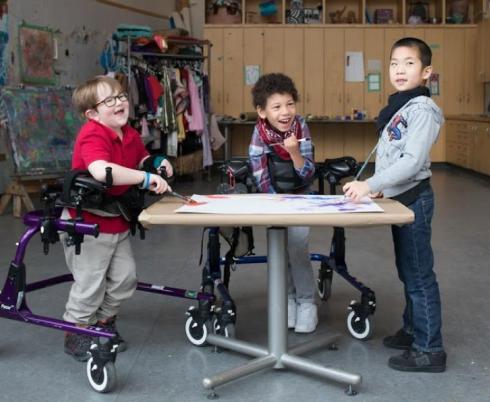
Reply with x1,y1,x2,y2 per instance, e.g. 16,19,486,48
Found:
18,23,56,85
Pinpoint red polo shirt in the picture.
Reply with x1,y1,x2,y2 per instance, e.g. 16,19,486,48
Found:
69,120,149,233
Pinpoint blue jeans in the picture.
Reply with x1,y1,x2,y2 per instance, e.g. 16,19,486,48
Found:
391,187,444,352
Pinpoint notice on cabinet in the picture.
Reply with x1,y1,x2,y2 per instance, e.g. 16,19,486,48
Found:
345,52,365,82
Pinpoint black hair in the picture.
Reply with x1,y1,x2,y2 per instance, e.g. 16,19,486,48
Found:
251,73,299,109
390,37,432,67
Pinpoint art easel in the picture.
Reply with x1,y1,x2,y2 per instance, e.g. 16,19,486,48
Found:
0,172,62,218
0,86,82,218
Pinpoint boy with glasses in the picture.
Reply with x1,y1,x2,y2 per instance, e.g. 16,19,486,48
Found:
62,76,173,361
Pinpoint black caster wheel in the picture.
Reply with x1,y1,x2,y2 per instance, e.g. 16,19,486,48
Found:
213,317,236,338
346,309,373,340
317,264,333,301
86,358,117,393
185,316,211,346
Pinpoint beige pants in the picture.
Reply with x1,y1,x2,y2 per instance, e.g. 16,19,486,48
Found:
61,229,137,325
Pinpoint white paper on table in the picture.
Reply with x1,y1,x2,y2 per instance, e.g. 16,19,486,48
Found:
345,51,365,82
175,194,384,214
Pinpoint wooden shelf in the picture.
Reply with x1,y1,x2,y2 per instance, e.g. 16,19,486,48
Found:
204,0,487,26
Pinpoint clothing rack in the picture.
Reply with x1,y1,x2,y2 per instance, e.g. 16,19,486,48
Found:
116,36,214,176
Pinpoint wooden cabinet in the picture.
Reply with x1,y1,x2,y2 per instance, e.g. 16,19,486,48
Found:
446,120,473,168
443,28,483,115
223,29,244,117
446,119,490,175
344,29,364,115
304,28,324,115
324,28,344,117
472,122,490,175
204,28,224,114
476,18,490,83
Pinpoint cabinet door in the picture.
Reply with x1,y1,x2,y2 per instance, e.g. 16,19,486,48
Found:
364,29,384,120
304,28,324,116
243,28,264,113
485,124,490,176
223,28,243,117
344,29,364,115
324,28,344,117
284,28,304,114
443,30,465,115
204,28,224,114
425,29,445,162
464,28,484,115
263,28,284,74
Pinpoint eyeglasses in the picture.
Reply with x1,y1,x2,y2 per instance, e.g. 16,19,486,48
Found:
93,92,128,109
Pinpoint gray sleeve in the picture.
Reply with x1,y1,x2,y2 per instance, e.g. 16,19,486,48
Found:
366,109,440,193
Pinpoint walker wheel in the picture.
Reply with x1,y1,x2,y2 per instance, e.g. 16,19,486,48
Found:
185,316,211,346
213,317,236,338
317,263,333,301
346,309,373,340
86,358,117,393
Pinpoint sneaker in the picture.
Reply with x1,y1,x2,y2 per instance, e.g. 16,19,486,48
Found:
64,332,94,362
294,302,318,334
288,299,297,329
97,316,127,352
383,328,414,350
388,348,447,373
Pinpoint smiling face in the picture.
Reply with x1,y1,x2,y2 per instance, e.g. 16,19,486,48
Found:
389,46,432,92
257,92,296,132
85,83,129,134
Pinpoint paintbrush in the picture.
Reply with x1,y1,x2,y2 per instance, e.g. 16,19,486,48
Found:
342,143,379,201
269,138,309,146
168,191,197,204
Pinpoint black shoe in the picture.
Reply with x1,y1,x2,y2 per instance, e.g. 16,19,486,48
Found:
388,348,447,373
383,329,414,350
64,332,94,362
98,316,127,352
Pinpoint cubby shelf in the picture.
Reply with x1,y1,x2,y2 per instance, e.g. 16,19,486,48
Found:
205,0,488,25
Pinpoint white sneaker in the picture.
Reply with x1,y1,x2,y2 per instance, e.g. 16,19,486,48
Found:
288,299,297,329
294,303,318,333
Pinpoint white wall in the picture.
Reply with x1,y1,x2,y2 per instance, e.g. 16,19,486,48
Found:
7,0,173,85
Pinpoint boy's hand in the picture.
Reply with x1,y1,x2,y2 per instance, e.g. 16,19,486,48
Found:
283,135,301,156
342,180,371,202
158,159,174,178
148,173,171,194
369,191,383,199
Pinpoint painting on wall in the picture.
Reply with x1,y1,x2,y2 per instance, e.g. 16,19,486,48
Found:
18,23,56,85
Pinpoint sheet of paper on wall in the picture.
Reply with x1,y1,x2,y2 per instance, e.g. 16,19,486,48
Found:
345,51,365,82
245,65,260,86
367,73,381,92
175,194,384,214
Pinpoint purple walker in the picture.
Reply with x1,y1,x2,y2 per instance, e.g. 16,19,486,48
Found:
0,171,214,393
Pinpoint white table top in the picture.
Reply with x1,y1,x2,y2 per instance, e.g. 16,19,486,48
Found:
139,197,414,228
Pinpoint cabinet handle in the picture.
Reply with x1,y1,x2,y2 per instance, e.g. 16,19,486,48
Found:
338,94,342,103
466,93,470,104
226,93,229,104
306,94,310,103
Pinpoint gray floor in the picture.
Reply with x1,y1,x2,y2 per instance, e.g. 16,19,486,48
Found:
0,165,489,402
